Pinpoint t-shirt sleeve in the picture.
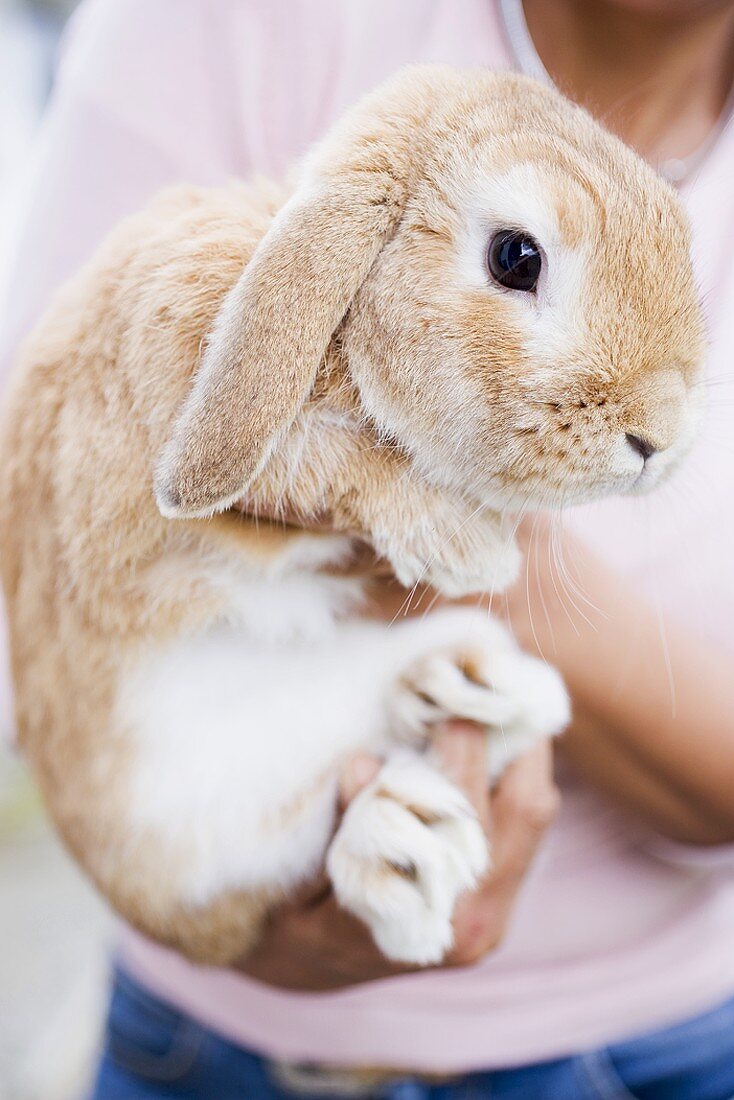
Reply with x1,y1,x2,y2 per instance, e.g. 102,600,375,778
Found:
0,0,348,369
0,0,244,366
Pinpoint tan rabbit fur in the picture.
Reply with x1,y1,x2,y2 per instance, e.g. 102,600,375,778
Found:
0,67,704,966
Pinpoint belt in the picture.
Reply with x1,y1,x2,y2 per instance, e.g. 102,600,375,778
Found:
268,1059,460,1097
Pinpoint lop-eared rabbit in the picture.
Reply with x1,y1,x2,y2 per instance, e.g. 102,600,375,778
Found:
0,67,704,966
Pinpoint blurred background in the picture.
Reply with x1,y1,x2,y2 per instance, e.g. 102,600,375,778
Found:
1,7,110,1100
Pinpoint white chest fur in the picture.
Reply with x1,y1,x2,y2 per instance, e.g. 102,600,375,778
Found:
122,564,490,901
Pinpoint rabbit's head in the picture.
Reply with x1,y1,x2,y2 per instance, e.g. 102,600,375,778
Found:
156,66,705,519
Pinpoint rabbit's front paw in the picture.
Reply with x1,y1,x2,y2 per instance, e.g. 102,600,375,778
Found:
390,642,570,781
374,501,520,597
326,754,488,965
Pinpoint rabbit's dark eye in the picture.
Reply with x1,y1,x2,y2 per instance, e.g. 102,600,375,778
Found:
487,230,542,293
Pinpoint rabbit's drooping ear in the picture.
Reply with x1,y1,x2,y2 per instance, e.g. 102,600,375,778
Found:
154,182,401,518
155,66,455,519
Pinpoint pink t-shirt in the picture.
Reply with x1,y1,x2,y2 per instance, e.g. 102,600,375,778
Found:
3,0,734,1072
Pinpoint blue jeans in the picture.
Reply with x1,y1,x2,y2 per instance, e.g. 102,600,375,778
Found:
88,968,734,1100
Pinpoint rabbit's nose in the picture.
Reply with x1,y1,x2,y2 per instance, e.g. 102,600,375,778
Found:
625,433,657,463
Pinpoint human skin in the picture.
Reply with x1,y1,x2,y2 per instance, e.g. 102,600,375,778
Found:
498,519,734,846
240,0,734,989
523,0,734,170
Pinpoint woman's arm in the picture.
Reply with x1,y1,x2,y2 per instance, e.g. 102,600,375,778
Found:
500,518,734,845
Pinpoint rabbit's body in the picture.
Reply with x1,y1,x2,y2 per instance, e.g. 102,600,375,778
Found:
1,180,564,963
0,67,705,965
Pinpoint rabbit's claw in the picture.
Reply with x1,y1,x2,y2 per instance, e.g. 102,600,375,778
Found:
326,753,488,965
390,641,570,781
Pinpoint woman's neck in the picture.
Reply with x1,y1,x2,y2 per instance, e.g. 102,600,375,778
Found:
522,0,734,170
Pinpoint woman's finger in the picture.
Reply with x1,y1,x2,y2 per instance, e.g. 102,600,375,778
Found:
434,721,492,830
448,740,558,965
489,739,560,885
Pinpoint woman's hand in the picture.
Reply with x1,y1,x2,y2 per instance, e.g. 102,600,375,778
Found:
238,723,558,992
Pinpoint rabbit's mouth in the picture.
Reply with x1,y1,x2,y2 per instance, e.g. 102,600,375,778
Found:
476,367,704,511
479,420,699,511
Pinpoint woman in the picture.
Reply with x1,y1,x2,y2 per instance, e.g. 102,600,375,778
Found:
3,0,734,1096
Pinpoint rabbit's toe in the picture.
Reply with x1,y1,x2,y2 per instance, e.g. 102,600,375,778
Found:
326,753,488,965
481,646,570,780
390,641,569,780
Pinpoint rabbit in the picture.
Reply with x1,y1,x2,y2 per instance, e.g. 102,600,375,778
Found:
0,65,705,967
